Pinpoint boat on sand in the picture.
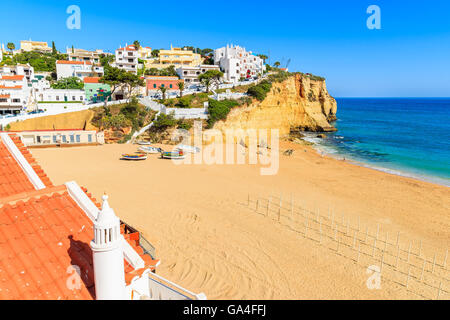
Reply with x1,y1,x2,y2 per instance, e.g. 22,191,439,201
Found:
121,153,148,160
161,150,185,160
138,146,162,154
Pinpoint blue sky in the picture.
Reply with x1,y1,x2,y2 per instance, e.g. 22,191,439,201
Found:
2,0,450,97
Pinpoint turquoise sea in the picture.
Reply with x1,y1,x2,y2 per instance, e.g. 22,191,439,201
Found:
304,98,450,187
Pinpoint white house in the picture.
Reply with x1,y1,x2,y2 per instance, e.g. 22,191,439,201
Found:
36,88,85,103
0,64,35,83
113,44,139,74
56,60,104,80
214,44,265,83
0,74,32,114
176,64,221,86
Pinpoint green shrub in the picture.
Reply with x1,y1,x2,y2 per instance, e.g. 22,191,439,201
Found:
151,113,178,131
207,99,239,128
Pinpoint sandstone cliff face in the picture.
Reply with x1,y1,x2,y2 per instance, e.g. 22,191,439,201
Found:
214,74,337,136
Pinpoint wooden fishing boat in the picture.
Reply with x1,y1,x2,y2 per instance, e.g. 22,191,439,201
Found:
161,150,185,160
176,144,201,153
121,153,148,160
136,141,152,145
138,146,162,154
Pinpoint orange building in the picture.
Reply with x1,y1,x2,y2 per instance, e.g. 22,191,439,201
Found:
146,76,181,92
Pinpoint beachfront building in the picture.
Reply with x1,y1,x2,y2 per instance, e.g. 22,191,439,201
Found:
14,129,104,147
0,64,35,83
113,44,139,74
0,132,206,300
20,40,52,53
56,60,104,80
146,76,181,93
146,45,203,69
35,88,85,103
67,47,111,64
84,77,111,103
214,44,265,83
138,46,152,60
176,65,221,86
0,74,31,114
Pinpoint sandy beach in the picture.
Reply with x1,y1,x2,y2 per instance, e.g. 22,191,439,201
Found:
31,141,450,299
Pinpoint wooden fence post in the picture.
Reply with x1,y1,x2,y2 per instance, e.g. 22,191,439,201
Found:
278,193,282,222
407,242,412,263
432,254,436,273
420,258,425,282
418,240,422,257
437,282,442,300
444,249,448,269
396,245,400,269
406,266,411,289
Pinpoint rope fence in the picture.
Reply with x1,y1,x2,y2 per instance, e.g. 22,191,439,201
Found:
244,192,449,300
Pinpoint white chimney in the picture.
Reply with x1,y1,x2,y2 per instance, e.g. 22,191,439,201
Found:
91,194,126,300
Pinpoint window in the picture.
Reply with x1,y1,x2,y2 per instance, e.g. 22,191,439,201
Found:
37,136,41,143
53,136,57,143
161,84,165,87
80,96,83,100
88,134,92,143
70,135,74,143
62,135,67,143
169,84,173,89
56,96,59,101
153,84,157,88
72,96,76,101
76,135,81,143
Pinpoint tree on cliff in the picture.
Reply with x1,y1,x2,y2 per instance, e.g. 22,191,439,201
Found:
52,41,57,55
158,85,168,101
7,42,15,54
199,69,224,92
177,81,185,98
273,61,280,68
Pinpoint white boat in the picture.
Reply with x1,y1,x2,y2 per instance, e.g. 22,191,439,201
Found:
176,144,201,153
137,141,152,145
138,146,163,154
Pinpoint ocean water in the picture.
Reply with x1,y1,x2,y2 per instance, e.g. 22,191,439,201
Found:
304,98,450,187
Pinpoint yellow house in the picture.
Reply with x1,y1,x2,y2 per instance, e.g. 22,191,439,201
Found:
146,45,203,69
20,40,52,53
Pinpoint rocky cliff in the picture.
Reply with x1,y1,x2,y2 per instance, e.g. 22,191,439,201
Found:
213,74,337,136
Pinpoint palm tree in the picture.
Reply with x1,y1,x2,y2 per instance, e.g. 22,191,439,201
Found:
274,61,281,68
7,42,15,54
133,40,141,50
177,81,185,98
158,85,167,101
257,54,268,63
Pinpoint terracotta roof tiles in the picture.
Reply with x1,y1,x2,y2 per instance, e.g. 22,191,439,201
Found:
0,134,159,300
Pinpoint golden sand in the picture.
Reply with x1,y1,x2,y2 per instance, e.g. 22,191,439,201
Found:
31,141,450,299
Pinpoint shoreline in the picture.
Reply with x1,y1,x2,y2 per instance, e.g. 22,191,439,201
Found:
301,133,450,188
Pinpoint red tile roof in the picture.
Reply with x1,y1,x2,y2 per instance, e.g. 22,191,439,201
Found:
0,134,159,300
117,45,137,52
83,77,100,84
0,95,10,99
1,75,25,81
56,60,92,65
0,86,22,90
